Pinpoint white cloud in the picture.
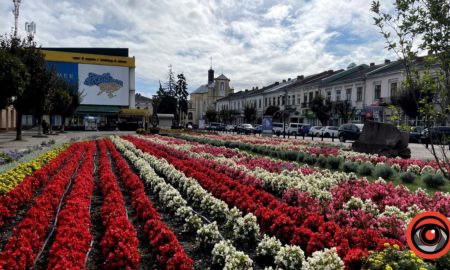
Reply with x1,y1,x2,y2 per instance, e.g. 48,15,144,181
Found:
0,0,398,98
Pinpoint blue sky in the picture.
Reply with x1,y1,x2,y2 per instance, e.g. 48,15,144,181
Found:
1,0,397,98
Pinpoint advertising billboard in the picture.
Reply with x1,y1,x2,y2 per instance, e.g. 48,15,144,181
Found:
78,64,129,106
262,116,273,136
46,61,78,87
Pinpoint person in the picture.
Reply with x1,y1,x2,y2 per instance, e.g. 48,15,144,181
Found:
42,119,49,134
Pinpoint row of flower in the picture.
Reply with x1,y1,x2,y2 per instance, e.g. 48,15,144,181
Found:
114,136,362,269
121,135,411,268
0,142,89,269
0,143,77,228
149,135,450,216
0,144,68,194
178,133,447,175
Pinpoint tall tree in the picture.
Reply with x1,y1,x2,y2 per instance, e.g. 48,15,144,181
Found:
175,73,189,124
244,105,257,123
0,50,29,109
205,108,217,123
264,105,280,117
50,78,81,132
334,100,355,124
310,95,332,126
0,35,54,140
165,66,177,97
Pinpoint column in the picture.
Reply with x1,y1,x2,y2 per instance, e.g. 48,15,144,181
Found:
129,67,136,109
5,108,9,131
0,109,3,130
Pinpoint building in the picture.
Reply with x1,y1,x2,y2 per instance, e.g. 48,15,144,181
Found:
40,48,136,130
187,66,233,126
135,93,153,112
0,106,16,131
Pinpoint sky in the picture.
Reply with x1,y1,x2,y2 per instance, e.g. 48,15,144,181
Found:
1,0,398,97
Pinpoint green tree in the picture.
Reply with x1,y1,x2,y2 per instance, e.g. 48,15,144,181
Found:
175,73,188,124
264,105,280,117
205,108,217,123
49,78,80,132
334,100,355,124
310,95,332,126
244,105,257,123
0,50,29,109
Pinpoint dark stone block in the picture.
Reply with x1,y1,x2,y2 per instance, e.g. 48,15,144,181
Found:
352,121,411,159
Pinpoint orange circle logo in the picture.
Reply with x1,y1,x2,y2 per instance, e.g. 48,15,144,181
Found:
406,211,450,259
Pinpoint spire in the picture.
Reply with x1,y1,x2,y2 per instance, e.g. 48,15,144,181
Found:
210,56,213,69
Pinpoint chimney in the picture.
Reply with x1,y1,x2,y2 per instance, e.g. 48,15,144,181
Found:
245,89,248,92
370,63,375,67
256,86,259,90
297,75,304,80
282,79,286,83
384,59,390,64
288,78,291,81
275,81,279,85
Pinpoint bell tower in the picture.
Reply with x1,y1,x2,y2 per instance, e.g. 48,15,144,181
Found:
208,57,214,84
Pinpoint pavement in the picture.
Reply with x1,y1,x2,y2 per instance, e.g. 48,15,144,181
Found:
0,129,133,153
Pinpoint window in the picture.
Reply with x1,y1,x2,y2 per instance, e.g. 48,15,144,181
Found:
356,87,363,101
259,99,261,108
308,92,313,103
292,95,295,105
277,96,280,105
336,90,341,101
390,82,398,97
346,88,351,101
327,91,331,101
282,96,285,105
288,95,290,105
220,82,225,96
315,91,319,97
303,94,307,104
374,84,381,99
265,97,267,107
273,97,276,105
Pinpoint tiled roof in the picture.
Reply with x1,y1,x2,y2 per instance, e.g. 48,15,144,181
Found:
192,84,209,94
215,74,229,80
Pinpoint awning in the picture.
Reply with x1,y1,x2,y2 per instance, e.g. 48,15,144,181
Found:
74,105,121,115
119,109,149,117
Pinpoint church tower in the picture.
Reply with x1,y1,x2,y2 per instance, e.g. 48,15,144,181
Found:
208,67,214,84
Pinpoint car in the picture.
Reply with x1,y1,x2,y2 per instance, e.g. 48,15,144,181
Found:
272,122,287,136
308,126,323,136
420,126,450,144
287,123,302,136
338,123,364,142
236,123,255,134
225,124,236,131
409,126,424,143
319,126,339,138
254,125,262,134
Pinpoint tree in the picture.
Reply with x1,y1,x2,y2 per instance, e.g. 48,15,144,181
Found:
244,105,256,123
334,100,355,124
264,105,280,117
310,96,332,126
0,50,29,109
50,78,80,132
0,35,54,140
205,108,217,123
219,108,232,124
165,67,177,97
175,73,189,124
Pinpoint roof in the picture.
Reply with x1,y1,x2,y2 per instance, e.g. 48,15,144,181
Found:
320,64,384,86
135,93,152,103
74,105,121,115
192,84,209,94
42,47,129,57
215,74,229,80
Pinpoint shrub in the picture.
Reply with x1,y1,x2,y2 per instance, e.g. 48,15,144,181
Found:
304,155,317,165
358,163,374,176
422,173,445,189
327,157,342,170
399,172,416,184
136,128,147,135
296,152,305,162
343,161,358,173
285,151,298,161
373,165,395,180
317,155,328,168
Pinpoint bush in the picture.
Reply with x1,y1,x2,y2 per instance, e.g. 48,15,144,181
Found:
343,161,358,173
327,156,343,170
358,163,374,176
317,155,328,168
285,151,298,161
373,165,395,180
304,155,317,165
399,172,416,184
422,173,445,189
135,128,147,135
296,152,305,162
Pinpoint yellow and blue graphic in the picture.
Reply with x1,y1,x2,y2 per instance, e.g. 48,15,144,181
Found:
83,72,124,98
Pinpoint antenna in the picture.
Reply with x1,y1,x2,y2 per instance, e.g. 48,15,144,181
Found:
210,56,212,69
12,0,21,38
25,21,36,38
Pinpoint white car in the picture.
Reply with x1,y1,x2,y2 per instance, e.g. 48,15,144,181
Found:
225,124,235,131
318,126,339,137
308,126,322,136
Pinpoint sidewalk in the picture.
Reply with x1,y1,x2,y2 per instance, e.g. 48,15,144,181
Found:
0,129,133,153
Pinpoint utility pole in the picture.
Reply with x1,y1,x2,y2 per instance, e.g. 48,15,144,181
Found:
12,0,21,38
25,21,36,38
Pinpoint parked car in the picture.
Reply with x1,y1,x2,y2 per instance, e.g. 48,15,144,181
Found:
287,123,302,136
420,126,450,144
225,124,236,131
318,126,339,137
308,126,323,136
272,122,287,135
338,123,364,142
409,126,424,143
254,125,262,134
236,123,255,134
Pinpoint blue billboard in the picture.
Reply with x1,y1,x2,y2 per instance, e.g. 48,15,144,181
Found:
46,61,78,87
262,116,273,135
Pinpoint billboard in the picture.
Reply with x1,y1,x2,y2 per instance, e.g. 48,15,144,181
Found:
78,64,129,106
46,61,78,87
262,116,273,136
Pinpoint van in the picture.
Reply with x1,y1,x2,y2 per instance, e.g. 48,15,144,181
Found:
272,122,285,135
288,123,301,135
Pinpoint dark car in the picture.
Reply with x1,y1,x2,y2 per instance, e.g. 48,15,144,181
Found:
236,124,255,134
338,123,364,142
420,126,450,144
254,125,262,134
409,126,424,143
299,124,311,135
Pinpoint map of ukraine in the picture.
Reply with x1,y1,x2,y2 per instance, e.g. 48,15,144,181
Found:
83,72,124,98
